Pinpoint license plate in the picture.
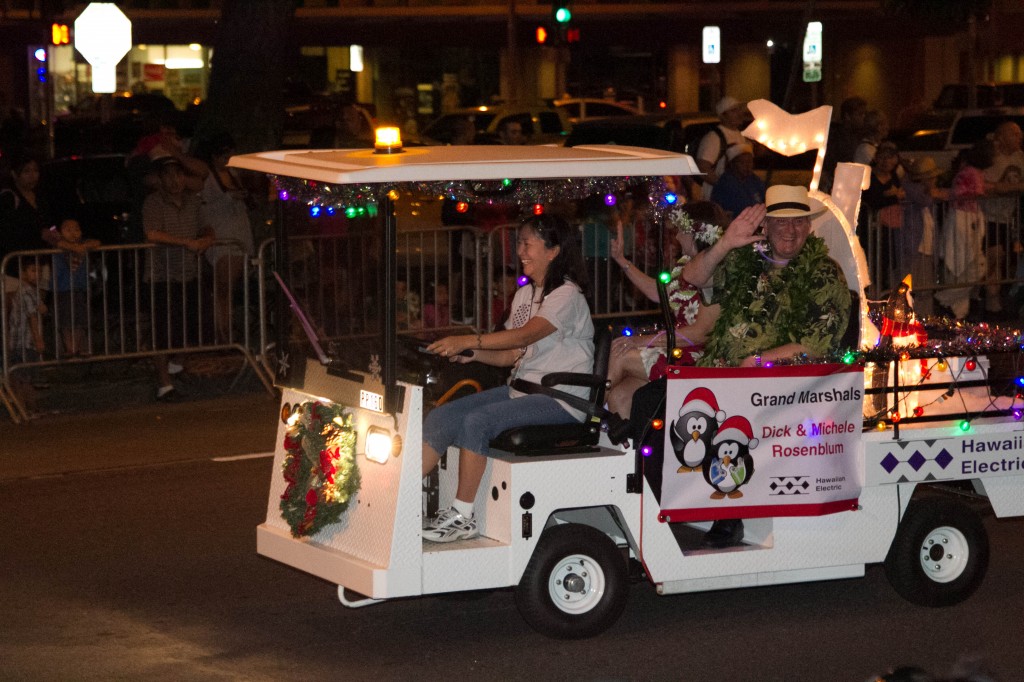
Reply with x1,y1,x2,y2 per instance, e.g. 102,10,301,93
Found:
360,389,384,413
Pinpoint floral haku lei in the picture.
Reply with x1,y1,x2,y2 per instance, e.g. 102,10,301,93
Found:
667,208,723,246
280,401,361,538
700,235,849,367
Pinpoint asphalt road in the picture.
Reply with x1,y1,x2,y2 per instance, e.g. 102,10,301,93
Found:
3,395,1024,681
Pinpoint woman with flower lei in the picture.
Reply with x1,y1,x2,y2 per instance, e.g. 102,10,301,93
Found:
605,201,725,419
683,186,851,368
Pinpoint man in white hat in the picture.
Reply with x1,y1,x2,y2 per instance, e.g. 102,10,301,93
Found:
684,186,850,549
684,185,851,368
695,96,749,200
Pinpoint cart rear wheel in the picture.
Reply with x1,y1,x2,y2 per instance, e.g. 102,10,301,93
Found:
515,524,628,639
884,497,989,607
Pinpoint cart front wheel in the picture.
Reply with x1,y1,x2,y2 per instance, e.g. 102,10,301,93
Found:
884,498,989,607
515,524,628,639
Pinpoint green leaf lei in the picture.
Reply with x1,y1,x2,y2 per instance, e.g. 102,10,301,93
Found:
700,235,849,367
280,401,361,538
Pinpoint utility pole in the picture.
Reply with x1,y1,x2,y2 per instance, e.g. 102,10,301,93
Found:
506,0,520,103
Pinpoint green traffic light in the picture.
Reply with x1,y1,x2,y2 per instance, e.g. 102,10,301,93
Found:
554,6,571,23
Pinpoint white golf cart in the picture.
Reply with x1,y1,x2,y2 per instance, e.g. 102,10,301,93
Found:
231,139,1024,639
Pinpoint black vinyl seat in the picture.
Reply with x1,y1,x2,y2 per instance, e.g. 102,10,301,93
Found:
488,326,613,456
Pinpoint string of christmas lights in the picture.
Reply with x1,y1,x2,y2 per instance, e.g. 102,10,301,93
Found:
270,175,678,219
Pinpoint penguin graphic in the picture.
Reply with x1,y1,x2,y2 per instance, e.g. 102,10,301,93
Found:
704,416,758,499
669,387,726,473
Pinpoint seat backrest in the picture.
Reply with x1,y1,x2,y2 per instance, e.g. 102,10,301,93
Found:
838,289,861,351
488,320,613,456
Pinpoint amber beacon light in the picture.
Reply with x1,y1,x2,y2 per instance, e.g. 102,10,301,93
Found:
374,127,403,154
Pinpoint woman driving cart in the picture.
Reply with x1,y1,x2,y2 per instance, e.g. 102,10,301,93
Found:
421,214,594,542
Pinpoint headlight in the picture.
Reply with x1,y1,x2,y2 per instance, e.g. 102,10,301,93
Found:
365,427,394,464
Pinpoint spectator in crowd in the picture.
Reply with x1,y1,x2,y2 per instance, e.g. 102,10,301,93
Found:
422,281,451,329
125,118,207,243
198,133,254,343
854,110,890,166
449,116,477,145
490,266,519,330
899,156,947,318
710,143,766,219
143,155,215,401
982,121,1024,314
860,142,905,292
6,260,46,414
51,218,100,357
310,102,374,149
497,118,527,145
695,96,749,200
1,153,51,280
820,95,867,191
606,201,724,421
935,141,994,319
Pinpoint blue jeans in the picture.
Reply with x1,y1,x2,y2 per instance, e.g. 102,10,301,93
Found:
423,385,577,457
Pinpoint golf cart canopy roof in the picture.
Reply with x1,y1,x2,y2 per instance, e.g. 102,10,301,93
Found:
228,144,699,185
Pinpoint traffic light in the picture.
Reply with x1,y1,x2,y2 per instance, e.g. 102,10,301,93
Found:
552,0,571,25
51,23,70,45
535,25,548,44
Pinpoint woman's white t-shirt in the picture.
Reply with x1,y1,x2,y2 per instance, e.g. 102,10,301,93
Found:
506,280,594,420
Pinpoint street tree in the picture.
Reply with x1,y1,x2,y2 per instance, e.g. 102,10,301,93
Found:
195,0,297,155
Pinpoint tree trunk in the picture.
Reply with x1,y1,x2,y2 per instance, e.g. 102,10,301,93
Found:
195,0,297,155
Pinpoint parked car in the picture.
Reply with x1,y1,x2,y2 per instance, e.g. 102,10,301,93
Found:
279,80,378,149
566,113,815,187
553,98,638,124
932,83,1024,110
53,93,181,157
418,105,571,145
896,107,1024,172
41,154,133,245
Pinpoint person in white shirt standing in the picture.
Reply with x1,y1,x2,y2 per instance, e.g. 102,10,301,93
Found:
695,96,748,201
982,121,1024,313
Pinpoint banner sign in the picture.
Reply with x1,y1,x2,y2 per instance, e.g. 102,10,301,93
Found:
659,364,864,522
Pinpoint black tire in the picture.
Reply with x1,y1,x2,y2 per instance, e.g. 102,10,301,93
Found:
514,524,628,639
884,497,989,607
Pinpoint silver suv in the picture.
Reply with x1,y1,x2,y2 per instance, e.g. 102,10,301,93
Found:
897,107,1024,172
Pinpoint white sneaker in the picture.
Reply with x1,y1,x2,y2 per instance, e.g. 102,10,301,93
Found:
422,507,478,543
167,361,184,375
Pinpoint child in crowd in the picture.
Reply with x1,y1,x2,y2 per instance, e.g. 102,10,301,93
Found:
7,260,46,413
422,282,451,329
51,218,100,356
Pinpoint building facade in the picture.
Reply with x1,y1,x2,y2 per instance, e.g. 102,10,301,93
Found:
1,0,1024,147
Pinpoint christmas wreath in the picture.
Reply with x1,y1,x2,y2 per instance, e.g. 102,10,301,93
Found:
280,401,361,538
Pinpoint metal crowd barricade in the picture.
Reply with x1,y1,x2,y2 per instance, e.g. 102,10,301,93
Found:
1,242,273,423
252,215,667,378
862,195,1021,313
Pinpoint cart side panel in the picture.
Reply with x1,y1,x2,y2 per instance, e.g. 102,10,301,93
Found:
260,371,426,599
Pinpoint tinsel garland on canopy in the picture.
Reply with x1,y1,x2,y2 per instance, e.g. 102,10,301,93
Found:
270,175,675,218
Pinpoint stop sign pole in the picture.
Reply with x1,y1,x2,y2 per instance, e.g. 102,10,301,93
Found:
74,3,132,93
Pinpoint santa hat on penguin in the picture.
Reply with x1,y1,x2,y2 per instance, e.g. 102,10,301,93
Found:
679,387,726,424
713,416,759,450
